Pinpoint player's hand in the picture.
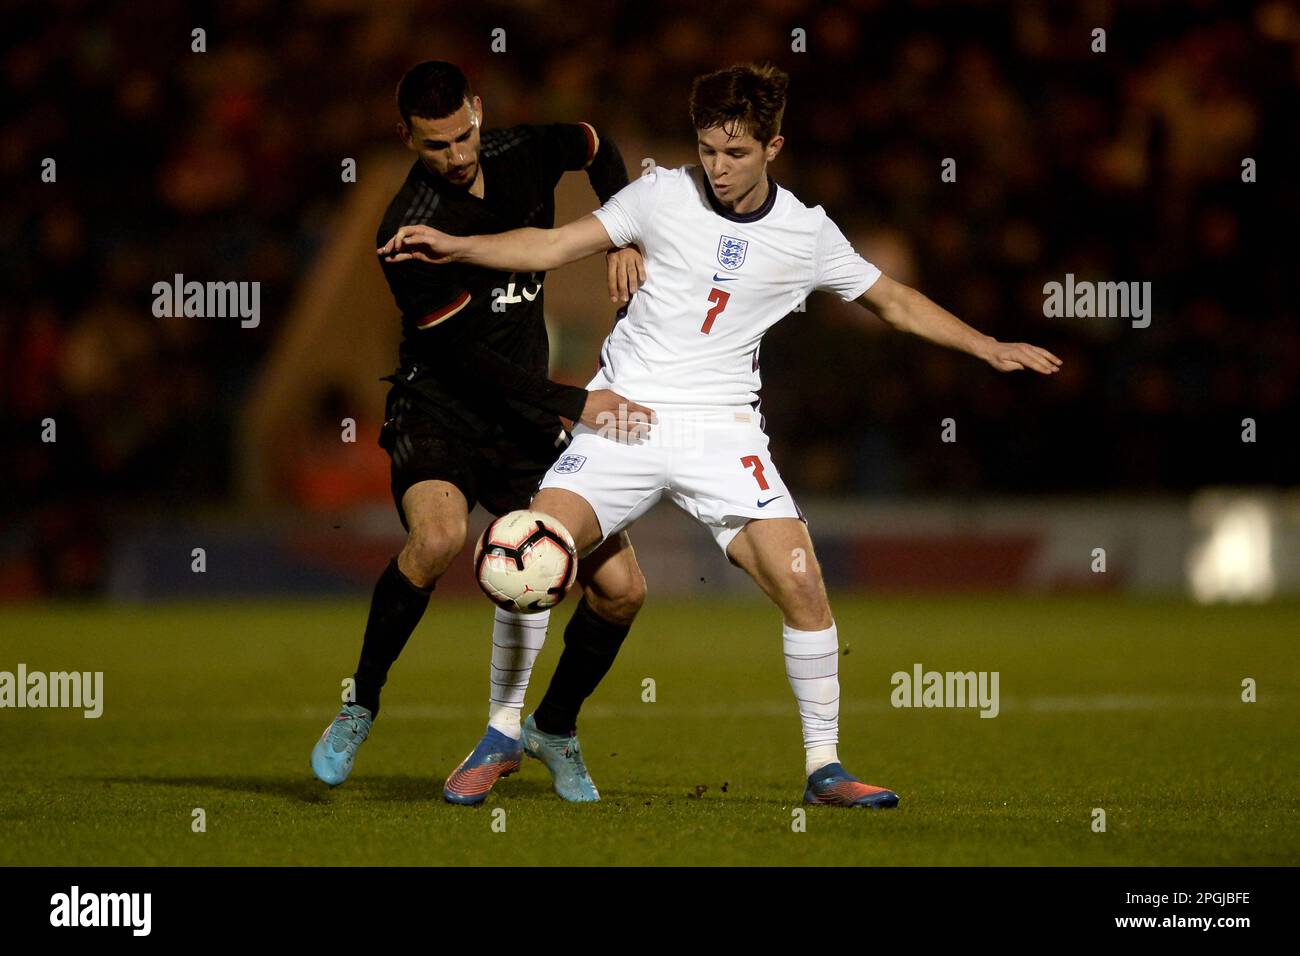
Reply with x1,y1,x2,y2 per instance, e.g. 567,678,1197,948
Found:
580,389,657,442
606,245,646,303
984,341,1063,375
377,225,461,264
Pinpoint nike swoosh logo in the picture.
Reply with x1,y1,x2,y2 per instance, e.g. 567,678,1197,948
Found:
756,495,784,508
712,273,738,282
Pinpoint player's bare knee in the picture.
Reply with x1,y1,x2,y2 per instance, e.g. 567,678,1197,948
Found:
785,598,833,631
401,522,466,586
774,569,831,630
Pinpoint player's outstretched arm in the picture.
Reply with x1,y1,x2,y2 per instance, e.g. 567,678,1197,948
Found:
857,275,1062,375
378,215,615,274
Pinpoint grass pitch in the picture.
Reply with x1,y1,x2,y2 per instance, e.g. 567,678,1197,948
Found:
1,595,1296,866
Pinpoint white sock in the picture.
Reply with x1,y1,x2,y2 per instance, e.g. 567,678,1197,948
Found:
487,607,549,739
783,622,841,776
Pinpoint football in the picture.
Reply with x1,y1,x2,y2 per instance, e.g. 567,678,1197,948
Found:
473,509,578,613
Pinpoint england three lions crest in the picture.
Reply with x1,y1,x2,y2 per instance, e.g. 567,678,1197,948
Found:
717,235,748,271
553,453,586,474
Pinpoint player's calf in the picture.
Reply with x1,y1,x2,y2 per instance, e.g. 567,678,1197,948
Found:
727,517,897,801
315,480,467,787
580,532,647,626
531,532,642,741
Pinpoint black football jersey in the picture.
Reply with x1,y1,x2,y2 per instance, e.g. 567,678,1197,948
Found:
377,123,616,436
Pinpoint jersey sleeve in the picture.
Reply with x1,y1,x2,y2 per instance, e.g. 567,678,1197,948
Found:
591,171,657,249
536,123,599,181
450,345,588,422
813,213,881,302
534,122,629,203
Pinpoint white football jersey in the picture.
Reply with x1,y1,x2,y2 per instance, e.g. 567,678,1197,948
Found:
589,164,881,406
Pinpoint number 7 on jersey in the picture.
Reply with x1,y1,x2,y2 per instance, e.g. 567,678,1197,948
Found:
701,287,730,334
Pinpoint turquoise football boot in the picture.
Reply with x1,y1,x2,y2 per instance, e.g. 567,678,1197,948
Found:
311,703,374,786
520,713,599,802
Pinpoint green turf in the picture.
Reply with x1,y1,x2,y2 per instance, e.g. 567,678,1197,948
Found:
1,595,1296,866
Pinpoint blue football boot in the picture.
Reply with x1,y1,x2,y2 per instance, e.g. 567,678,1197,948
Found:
311,704,374,786
520,713,599,802
803,762,899,808
443,726,523,805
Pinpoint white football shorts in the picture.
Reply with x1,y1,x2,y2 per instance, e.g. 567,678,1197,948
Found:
537,403,804,557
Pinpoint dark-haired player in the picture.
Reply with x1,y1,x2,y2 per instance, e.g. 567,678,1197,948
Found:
312,61,652,804
382,63,1062,807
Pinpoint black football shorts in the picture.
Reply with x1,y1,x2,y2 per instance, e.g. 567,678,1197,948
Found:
378,382,569,529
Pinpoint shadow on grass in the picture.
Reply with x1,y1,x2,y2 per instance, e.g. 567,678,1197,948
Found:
85,774,571,804
90,775,337,803
78,774,792,810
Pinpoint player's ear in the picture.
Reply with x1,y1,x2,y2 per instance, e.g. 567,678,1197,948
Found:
470,95,483,128
397,121,413,149
766,134,784,162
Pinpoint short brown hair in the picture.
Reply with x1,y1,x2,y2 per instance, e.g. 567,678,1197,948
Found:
689,63,789,144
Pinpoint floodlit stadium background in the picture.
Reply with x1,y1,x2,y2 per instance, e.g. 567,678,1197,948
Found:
3,0,1299,604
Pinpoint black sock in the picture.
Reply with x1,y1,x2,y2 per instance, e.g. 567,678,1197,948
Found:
352,557,433,717
534,597,630,735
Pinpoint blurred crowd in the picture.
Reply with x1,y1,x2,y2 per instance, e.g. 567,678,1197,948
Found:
3,0,1298,595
